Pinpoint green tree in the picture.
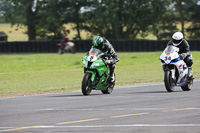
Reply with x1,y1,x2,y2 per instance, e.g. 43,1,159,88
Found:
82,0,167,40
32,0,89,40
186,1,200,39
151,0,198,40
1,0,74,40
35,0,71,40
67,0,91,40
151,0,179,40
173,0,195,36
1,0,41,40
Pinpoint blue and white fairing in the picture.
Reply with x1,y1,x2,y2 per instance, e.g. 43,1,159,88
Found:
160,46,188,85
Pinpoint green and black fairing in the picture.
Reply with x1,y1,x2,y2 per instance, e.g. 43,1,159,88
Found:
82,48,110,90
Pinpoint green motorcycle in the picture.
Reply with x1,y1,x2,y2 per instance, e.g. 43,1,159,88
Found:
82,48,115,95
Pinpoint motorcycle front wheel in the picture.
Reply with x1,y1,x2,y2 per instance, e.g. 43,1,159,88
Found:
164,70,175,92
82,73,92,96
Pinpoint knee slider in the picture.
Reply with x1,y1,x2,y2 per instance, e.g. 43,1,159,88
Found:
185,58,193,67
188,60,193,67
111,64,116,69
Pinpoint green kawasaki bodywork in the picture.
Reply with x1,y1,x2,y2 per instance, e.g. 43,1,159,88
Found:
83,56,110,90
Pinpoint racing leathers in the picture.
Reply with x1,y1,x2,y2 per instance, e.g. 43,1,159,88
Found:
91,39,119,82
60,38,68,52
167,39,193,78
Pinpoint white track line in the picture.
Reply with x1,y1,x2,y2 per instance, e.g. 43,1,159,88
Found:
2,124,200,130
34,124,200,128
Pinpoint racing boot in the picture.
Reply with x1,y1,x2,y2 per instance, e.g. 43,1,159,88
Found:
188,66,193,80
110,71,115,83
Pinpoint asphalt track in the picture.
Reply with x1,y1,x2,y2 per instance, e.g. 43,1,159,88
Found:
0,80,200,133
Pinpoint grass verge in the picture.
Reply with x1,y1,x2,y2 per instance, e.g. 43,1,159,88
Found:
0,52,200,97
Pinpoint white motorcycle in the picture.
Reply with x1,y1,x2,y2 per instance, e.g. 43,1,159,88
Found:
57,42,76,54
160,45,193,92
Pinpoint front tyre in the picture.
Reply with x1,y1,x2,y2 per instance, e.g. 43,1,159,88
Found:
82,73,92,96
164,70,175,92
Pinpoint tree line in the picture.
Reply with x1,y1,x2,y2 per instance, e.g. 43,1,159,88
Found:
0,0,199,41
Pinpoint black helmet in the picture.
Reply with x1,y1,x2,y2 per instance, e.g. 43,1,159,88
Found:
92,36,104,49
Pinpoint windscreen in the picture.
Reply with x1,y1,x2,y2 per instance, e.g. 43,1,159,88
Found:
164,46,177,53
88,48,103,57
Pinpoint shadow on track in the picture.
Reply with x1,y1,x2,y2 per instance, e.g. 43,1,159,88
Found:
49,93,103,98
135,90,184,94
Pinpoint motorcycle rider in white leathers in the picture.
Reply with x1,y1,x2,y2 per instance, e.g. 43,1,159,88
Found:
167,32,193,80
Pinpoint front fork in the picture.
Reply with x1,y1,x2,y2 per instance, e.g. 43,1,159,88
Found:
171,67,176,79
163,65,176,80
84,70,95,82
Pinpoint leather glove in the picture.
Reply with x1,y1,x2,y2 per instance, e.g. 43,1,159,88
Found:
179,53,187,58
104,60,113,64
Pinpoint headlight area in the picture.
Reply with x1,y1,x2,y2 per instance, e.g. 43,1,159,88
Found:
160,59,165,64
91,63,100,68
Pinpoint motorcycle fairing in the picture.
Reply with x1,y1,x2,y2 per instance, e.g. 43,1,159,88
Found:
160,46,188,85
83,48,110,90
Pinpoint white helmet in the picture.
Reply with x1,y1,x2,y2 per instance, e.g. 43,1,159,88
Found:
172,32,183,46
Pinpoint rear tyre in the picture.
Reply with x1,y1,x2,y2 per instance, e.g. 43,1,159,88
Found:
58,48,63,55
181,79,193,91
101,84,114,94
70,47,76,54
164,70,175,92
82,73,92,96
101,73,115,94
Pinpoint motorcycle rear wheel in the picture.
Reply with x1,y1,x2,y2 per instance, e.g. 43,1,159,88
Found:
164,70,175,92
58,48,63,55
82,73,92,96
101,73,115,94
70,47,76,54
101,84,114,94
181,79,193,91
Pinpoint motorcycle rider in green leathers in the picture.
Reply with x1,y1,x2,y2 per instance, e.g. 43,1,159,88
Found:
92,36,119,83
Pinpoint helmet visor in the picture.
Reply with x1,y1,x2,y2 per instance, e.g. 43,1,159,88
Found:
173,39,182,44
93,42,103,49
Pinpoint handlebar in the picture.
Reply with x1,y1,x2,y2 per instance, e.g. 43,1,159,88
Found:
100,53,111,58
